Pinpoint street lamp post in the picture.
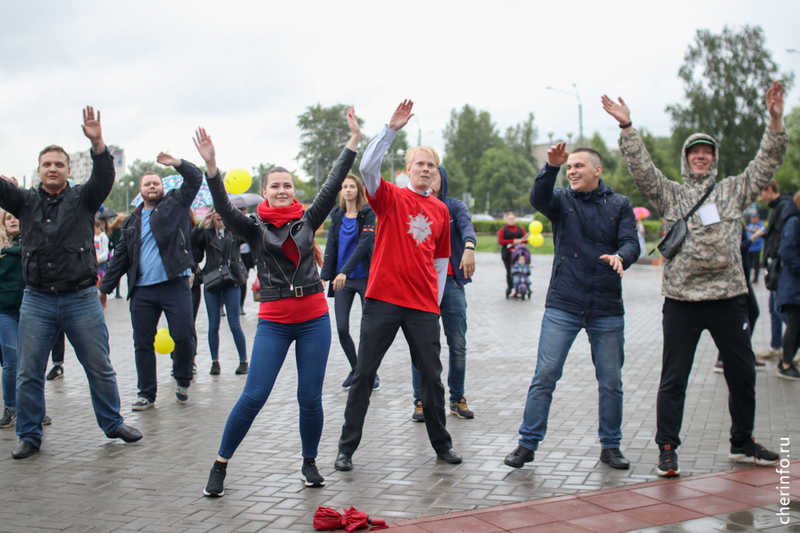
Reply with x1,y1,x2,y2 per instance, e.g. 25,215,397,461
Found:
546,84,584,148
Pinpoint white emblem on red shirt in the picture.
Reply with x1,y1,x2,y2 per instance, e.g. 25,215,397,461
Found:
407,211,432,246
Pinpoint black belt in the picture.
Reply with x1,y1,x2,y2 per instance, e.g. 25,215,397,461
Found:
446,274,456,281
260,280,324,301
31,281,96,295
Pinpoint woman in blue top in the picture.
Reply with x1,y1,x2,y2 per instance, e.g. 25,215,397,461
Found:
320,174,376,389
746,212,765,283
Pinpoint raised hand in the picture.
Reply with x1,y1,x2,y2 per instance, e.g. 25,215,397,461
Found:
193,128,218,177
81,106,106,153
345,106,362,151
601,95,631,126
156,152,181,168
0,175,18,187
547,142,569,167
388,99,414,131
766,81,785,128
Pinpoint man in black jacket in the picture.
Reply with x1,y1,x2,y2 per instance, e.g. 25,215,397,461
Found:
0,107,141,459
504,143,639,470
758,179,792,360
99,153,202,410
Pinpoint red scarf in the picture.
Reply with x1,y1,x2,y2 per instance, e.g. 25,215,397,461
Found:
257,198,305,227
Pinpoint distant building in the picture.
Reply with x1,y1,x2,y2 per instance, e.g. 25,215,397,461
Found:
67,145,126,184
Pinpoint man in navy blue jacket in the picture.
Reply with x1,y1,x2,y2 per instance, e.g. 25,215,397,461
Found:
411,165,477,421
505,143,639,470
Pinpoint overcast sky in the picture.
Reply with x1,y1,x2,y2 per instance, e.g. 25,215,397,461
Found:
1,0,799,186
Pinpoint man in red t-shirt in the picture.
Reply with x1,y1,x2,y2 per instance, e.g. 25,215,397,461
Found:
335,100,462,470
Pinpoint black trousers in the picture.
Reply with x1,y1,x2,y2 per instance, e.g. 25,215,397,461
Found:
782,304,800,366
338,298,453,456
657,296,755,449
333,277,368,369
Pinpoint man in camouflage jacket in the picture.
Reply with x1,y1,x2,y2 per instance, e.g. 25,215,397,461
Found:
602,81,787,477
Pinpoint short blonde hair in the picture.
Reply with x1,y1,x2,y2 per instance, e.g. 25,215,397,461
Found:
404,146,440,170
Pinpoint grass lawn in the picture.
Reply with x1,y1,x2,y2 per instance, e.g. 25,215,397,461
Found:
316,233,556,255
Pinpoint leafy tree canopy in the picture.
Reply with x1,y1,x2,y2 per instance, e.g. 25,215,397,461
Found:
473,147,536,213
296,103,364,181
443,104,503,198
666,25,794,179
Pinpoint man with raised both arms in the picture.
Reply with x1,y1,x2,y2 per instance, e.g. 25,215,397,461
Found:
335,100,461,471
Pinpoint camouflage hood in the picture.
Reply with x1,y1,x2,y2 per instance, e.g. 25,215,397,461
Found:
619,126,788,301
680,133,719,185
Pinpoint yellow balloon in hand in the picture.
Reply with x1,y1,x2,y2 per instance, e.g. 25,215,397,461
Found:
154,328,175,354
529,220,544,235
225,168,252,194
528,233,545,247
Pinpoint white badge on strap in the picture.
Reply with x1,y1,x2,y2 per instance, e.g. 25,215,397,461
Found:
696,203,721,225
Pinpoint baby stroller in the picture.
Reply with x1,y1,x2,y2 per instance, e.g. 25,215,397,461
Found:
509,244,532,300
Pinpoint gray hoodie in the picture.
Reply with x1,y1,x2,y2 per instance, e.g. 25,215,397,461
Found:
619,127,788,301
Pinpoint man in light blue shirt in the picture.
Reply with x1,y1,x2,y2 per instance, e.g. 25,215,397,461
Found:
100,153,202,410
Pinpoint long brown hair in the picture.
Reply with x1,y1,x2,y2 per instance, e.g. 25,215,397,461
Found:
0,209,17,255
339,173,367,212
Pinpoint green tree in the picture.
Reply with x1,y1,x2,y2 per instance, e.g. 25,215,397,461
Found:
666,25,794,179
296,103,364,182
504,112,538,167
442,104,503,198
774,105,800,193
473,147,535,214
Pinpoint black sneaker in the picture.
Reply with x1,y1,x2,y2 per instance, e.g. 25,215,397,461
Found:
449,398,474,419
777,363,800,380
175,387,189,404
235,361,249,375
342,371,355,388
210,361,220,375
657,444,680,477
46,365,64,381
42,414,52,426
729,437,780,466
411,400,424,423
0,406,16,428
372,375,380,390
203,461,227,496
504,445,535,468
132,397,154,411
301,457,325,487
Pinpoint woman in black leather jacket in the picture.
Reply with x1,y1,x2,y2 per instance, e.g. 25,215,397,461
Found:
195,107,361,495
191,209,248,376
320,174,375,389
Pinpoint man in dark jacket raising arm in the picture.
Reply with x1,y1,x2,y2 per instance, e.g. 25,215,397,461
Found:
603,81,787,476
504,143,639,470
0,107,141,459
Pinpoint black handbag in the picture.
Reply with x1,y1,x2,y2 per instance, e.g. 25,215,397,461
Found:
203,232,239,292
657,183,716,260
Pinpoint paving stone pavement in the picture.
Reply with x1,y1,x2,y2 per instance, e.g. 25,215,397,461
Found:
0,252,798,532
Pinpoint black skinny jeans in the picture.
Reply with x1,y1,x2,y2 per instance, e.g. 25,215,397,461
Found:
333,277,368,370
657,296,755,449
782,304,800,366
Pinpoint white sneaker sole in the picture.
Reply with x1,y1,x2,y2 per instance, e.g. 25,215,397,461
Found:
728,453,779,466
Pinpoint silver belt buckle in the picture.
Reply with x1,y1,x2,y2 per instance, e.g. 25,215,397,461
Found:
294,285,304,297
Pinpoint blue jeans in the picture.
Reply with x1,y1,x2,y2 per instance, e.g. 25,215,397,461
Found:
204,284,248,362
769,290,786,350
0,314,20,408
519,307,625,450
412,279,467,402
16,288,124,447
218,314,331,459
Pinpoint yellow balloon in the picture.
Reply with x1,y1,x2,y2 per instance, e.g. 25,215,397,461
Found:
225,168,252,194
529,220,544,235
154,328,175,354
528,233,545,247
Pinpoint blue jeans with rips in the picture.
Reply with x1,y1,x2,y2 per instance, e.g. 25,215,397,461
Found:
203,284,248,362
218,314,331,459
0,313,20,408
518,307,625,451
412,279,467,402
16,288,124,447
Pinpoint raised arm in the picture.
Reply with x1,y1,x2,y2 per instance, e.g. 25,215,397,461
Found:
530,142,568,219
359,100,413,197
157,152,203,207
603,95,673,215
81,106,115,211
0,175,26,218
193,128,259,243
